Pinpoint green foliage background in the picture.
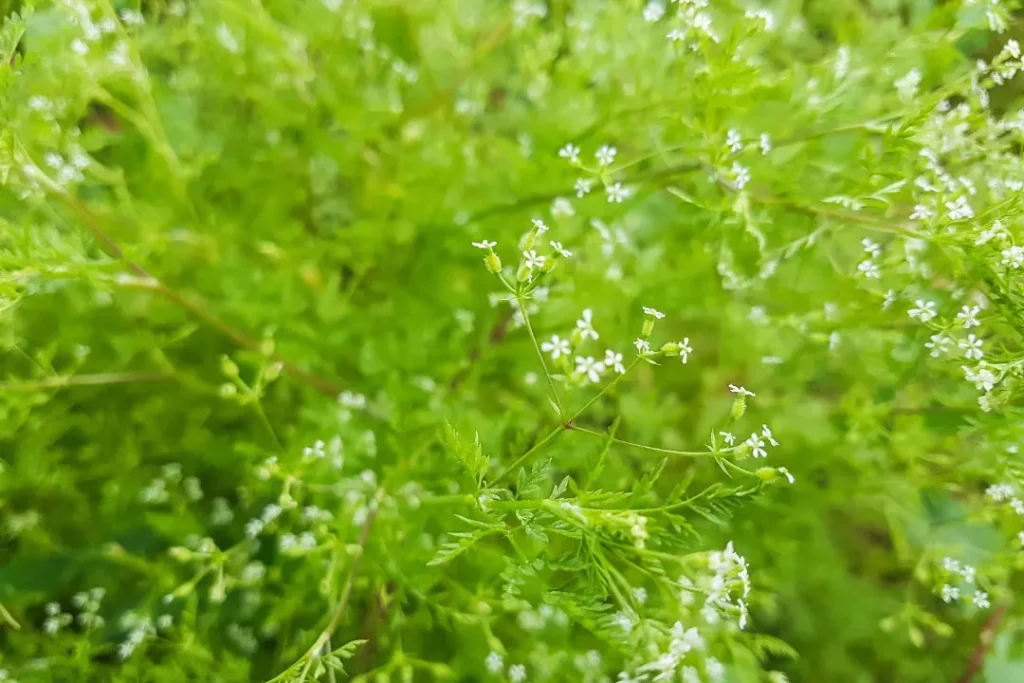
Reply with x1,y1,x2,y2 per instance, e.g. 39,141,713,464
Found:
3,0,1024,681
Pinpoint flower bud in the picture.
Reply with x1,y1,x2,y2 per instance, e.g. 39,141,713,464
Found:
485,251,502,274
220,355,239,378
731,395,747,420
218,383,238,398
755,467,777,482
263,362,283,382
260,338,275,356
641,318,655,338
542,254,560,274
516,263,533,283
519,231,536,252
661,342,680,354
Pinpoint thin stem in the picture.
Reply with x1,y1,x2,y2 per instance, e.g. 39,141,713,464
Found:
571,425,735,458
568,357,640,423
516,293,563,417
0,372,171,391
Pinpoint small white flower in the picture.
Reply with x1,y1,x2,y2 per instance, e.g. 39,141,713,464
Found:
883,289,896,310
574,178,593,197
961,565,976,584
857,260,880,278
1018,530,1024,547
760,133,772,155
576,309,599,340
908,300,937,322
778,467,795,484
576,356,606,384
531,218,549,234
596,144,617,167
486,651,503,673
606,182,630,203
472,240,497,249
761,424,779,447
986,483,1014,502
925,334,951,358
541,335,571,360
941,584,960,603
959,334,984,360
1001,245,1024,268
549,241,572,258
677,338,693,364
720,431,736,446
962,364,997,392
942,557,961,573
643,306,665,319
862,238,882,258
957,305,981,329
71,39,89,55
605,349,626,374
559,144,580,164
509,664,527,683
643,2,665,22
976,221,1006,246
910,204,934,221
1011,498,1024,515
726,129,743,153
552,197,575,217
633,338,651,354
120,9,144,25
973,590,990,609
523,250,546,269
633,587,648,605
731,161,751,189
746,433,768,458
729,384,755,397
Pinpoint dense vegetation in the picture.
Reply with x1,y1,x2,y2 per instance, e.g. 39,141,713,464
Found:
3,0,1024,681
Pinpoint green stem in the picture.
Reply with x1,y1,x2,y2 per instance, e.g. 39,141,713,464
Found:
567,357,640,423
570,425,736,458
516,293,564,417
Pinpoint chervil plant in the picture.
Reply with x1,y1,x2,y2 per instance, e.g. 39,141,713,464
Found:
4,0,1024,681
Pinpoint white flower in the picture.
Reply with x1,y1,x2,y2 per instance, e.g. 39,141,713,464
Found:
472,240,497,249
559,143,580,164
552,197,575,217
760,133,772,155
612,611,635,634
574,178,593,197
778,467,795,484
729,384,755,397
761,424,779,447
976,221,1006,245
862,238,882,258
1012,498,1024,515
605,349,626,374
706,658,725,681
746,433,768,458
633,587,648,605
675,338,693,364
634,338,651,354
596,144,617,167
726,129,743,153
910,204,934,220
895,68,921,102
120,9,144,25
907,300,937,322
643,306,665,319
925,334,952,357
541,335,571,360
857,260,880,278
549,241,572,258
606,182,630,203
576,309,599,340
883,289,896,310
946,196,974,221
667,27,687,42
720,431,736,445
1005,39,1021,59
1001,245,1024,268
576,356,606,384
957,305,981,329
941,584,960,603
986,483,1014,502
731,161,751,189
973,590,990,609
961,565,976,584
523,250,546,269
1018,530,1024,548
509,664,527,683
942,557,961,573
962,364,997,392
216,23,240,53
486,651,503,673
959,334,984,360
531,218,549,234
71,39,89,55
643,2,665,22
